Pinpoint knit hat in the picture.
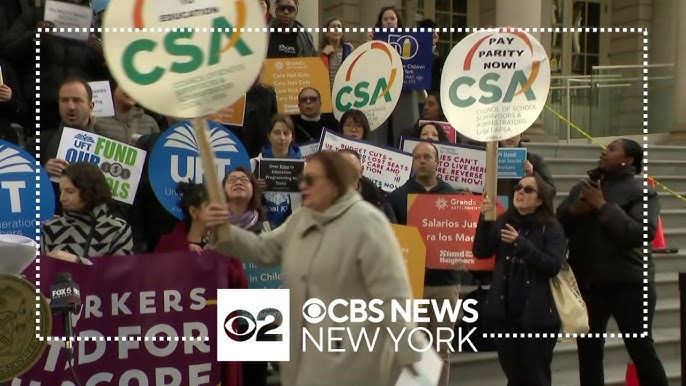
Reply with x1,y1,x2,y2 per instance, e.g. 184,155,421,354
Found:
91,0,110,14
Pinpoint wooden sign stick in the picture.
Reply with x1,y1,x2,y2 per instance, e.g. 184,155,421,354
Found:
484,141,499,221
192,117,231,242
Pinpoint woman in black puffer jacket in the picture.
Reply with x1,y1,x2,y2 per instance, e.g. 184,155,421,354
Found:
473,173,565,386
556,138,667,386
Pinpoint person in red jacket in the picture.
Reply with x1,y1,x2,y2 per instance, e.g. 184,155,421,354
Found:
155,181,247,386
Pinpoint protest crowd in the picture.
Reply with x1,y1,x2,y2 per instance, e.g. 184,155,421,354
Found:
0,1,669,386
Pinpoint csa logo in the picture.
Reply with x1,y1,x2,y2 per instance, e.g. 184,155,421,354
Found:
217,289,290,362
148,120,250,220
332,40,404,130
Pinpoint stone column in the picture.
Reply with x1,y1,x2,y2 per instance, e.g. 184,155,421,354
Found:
661,0,686,144
496,0,558,142
297,1,320,47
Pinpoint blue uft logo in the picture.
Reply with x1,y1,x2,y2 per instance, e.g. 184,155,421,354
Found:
148,120,251,220
0,140,55,236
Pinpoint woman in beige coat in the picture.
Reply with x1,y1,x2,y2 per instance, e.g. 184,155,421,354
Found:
206,151,422,386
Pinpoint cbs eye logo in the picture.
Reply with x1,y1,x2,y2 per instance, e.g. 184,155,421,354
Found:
224,308,284,342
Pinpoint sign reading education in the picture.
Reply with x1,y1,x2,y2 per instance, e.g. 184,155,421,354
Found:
258,159,305,193
374,31,433,91
54,128,146,205
440,29,551,142
319,130,412,192
332,41,404,130
262,58,332,114
407,194,504,270
149,120,251,220
102,0,268,118
0,140,55,236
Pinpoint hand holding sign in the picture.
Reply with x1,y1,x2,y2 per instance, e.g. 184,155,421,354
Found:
103,0,268,242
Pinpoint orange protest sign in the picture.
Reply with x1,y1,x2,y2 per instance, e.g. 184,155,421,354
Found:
391,224,426,299
210,94,246,126
407,194,505,271
261,58,332,115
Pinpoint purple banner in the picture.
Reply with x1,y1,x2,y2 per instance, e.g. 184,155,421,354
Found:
14,251,231,385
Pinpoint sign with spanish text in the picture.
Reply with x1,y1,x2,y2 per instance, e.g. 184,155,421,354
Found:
258,159,305,193
148,120,251,219
407,194,504,270
89,80,116,118
440,29,551,142
418,120,458,143
0,140,55,236
391,224,426,299
210,94,247,126
319,130,412,193
261,58,332,114
374,31,433,91
54,128,146,205
102,0,268,118
332,41,404,130
16,251,225,385
43,0,93,41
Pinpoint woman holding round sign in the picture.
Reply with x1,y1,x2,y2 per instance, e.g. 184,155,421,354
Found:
206,151,422,386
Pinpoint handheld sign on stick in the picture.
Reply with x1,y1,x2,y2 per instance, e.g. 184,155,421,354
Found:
102,0,268,241
440,28,550,220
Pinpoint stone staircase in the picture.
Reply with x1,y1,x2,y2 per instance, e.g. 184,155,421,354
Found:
450,143,686,386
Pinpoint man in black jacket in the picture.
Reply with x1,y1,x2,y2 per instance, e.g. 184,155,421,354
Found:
291,87,338,144
387,141,465,386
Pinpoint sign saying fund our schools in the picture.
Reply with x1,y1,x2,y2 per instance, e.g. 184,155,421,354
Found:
332,41,404,130
374,30,433,91
319,130,412,193
16,251,225,385
54,128,146,205
102,0,268,118
0,140,55,236
407,194,505,271
401,138,529,192
440,29,551,142
149,120,251,220
261,58,333,114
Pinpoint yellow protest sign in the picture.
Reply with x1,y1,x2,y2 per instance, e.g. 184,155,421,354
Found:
261,58,332,114
210,95,247,126
391,224,426,299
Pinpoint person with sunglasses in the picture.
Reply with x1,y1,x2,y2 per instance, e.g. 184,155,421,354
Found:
291,87,338,144
206,150,422,386
267,0,316,58
472,174,565,386
556,139,667,386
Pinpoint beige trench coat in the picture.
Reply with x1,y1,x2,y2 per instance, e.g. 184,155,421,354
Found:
213,190,421,386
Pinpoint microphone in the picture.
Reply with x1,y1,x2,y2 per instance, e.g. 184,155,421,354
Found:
50,272,81,363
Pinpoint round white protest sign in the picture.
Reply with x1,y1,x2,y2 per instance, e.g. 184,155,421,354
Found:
102,0,268,118
332,41,404,131
440,29,551,142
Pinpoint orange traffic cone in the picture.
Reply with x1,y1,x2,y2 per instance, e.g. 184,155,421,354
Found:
647,178,678,253
625,362,640,386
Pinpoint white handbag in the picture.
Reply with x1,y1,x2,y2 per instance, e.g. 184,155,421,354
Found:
550,260,590,336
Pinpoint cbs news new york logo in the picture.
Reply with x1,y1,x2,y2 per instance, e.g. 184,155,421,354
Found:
217,289,291,362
